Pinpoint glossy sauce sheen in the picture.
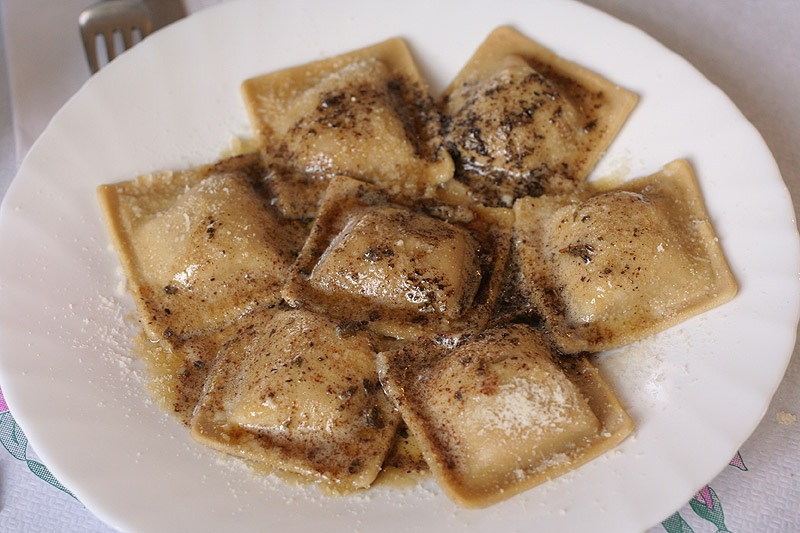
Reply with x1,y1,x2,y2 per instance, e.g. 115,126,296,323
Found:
440,27,638,207
242,37,455,219
97,26,736,508
282,175,513,340
309,206,481,317
191,308,400,489
513,159,737,354
377,324,633,508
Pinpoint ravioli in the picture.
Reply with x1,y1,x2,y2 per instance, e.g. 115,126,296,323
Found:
242,37,454,213
93,27,752,508
379,422,430,480
377,323,633,507
191,307,400,490
134,311,283,427
98,155,310,426
282,175,513,339
440,26,637,207
133,324,226,426
513,159,738,353
97,154,308,343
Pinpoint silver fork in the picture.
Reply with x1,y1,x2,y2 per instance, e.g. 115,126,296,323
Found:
79,0,153,74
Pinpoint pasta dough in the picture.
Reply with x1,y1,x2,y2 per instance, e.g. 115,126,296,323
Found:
97,154,308,342
95,27,744,507
282,175,513,339
97,154,309,425
377,323,633,507
191,307,400,490
441,26,637,207
513,159,738,353
242,38,454,217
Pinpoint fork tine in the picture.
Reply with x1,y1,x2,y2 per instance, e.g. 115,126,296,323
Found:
79,0,153,74
81,30,101,74
121,26,134,50
138,18,153,39
103,29,117,62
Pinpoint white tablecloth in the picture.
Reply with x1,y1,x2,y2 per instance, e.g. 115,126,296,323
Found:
0,1,797,531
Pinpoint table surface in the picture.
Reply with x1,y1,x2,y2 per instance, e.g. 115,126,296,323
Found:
0,1,798,532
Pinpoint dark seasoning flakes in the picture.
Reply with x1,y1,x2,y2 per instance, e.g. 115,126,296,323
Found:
443,70,584,205
98,25,744,511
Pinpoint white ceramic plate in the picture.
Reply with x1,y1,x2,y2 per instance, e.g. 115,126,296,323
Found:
0,0,797,531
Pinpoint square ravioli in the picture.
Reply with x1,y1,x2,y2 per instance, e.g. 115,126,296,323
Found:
440,26,637,207
97,154,309,342
191,307,400,490
133,308,279,427
377,323,633,508
282,176,513,339
514,159,738,353
242,37,454,206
